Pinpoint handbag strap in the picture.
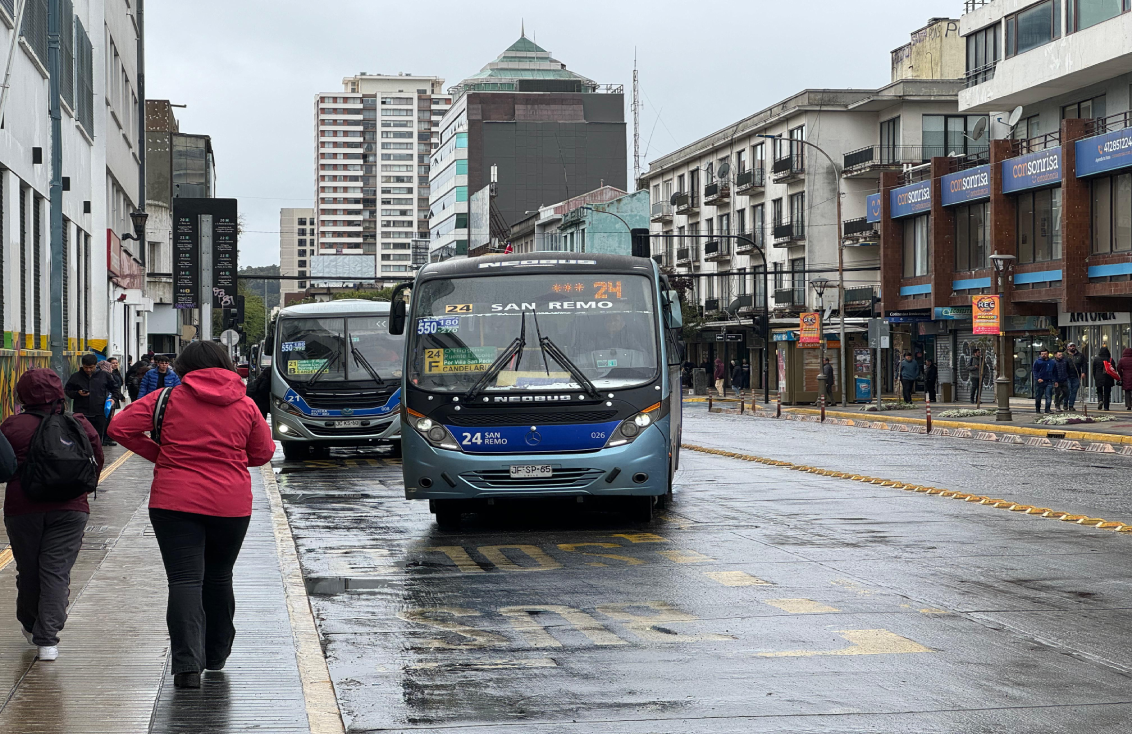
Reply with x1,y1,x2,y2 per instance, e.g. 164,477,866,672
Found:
152,387,175,445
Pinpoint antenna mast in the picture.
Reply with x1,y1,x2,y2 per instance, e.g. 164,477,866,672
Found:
632,49,640,189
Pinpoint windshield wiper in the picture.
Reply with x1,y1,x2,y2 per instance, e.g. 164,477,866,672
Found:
307,350,340,388
350,346,385,386
465,311,527,401
537,331,599,398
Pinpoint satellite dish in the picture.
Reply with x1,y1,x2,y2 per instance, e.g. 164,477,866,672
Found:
1007,106,1024,128
669,192,679,206
971,117,987,141
716,162,731,181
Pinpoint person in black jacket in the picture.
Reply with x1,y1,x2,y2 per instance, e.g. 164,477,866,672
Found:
923,358,938,402
1093,346,1116,410
64,354,121,446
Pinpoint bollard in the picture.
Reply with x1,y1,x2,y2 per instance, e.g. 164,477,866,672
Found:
708,394,713,411
925,393,932,434
820,392,826,423
740,398,745,415
776,391,782,418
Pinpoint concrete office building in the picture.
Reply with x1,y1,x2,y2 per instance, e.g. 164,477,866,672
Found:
429,34,626,260
640,18,969,402
0,0,143,416
279,207,315,301
315,73,449,280
866,0,1132,403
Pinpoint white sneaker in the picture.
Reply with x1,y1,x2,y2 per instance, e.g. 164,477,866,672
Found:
37,646,58,661
19,627,33,646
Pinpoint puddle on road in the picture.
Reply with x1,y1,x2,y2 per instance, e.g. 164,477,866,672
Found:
280,492,367,504
305,576,393,594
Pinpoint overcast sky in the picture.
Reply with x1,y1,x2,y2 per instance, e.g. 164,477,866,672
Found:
147,0,957,268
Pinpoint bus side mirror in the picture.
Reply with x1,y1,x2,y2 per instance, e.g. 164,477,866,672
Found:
665,290,683,329
388,281,413,335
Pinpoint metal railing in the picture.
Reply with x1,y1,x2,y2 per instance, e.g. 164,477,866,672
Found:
673,192,697,212
735,229,765,252
843,285,879,305
772,220,804,243
735,167,765,190
843,145,988,172
650,201,673,219
963,0,990,11
1014,131,1061,155
676,245,698,264
964,62,998,88
1085,111,1132,136
704,182,730,201
704,239,731,259
772,153,804,178
704,298,720,313
774,287,805,307
842,217,877,237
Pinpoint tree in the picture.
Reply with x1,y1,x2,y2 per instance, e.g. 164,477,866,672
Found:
238,264,281,310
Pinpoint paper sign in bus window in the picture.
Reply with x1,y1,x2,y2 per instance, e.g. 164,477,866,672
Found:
281,341,306,352
417,317,461,335
444,304,473,314
424,347,497,374
288,359,328,374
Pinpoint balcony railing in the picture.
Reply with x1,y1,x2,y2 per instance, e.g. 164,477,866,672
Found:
1014,131,1060,155
676,245,698,265
963,0,989,11
965,62,997,88
843,145,979,174
650,201,673,220
772,220,804,245
774,287,805,307
673,191,697,214
734,230,765,253
704,239,731,260
842,217,878,238
772,154,804,180
843,285,879,306
1086,111,1132,136
735,167,765,192
704,298,720,313
704,182,730,204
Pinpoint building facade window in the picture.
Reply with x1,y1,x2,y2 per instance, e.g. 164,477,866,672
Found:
789,192,805,236
736,149,747,173
880,117,900,163
902,214,930,277
1017,188,1062,263
753,204,765,246
1005,0,1061,58
790,257,806,303
1062,94,1106,120
1091,173,1132,254
955,201,990,271
965,22,1001,85
923,115,989,158
1069,0,1129,32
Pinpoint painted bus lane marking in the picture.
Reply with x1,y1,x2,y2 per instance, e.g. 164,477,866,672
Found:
757,629,932,658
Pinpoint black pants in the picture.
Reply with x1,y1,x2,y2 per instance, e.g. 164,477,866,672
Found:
84,413,107,444
971,384,981,404
1099,384,1112,410
149,508,251,674
5,511,88,646
901,379,915,403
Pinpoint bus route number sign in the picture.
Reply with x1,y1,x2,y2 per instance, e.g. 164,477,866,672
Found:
445,304,473,314
425,347,496,374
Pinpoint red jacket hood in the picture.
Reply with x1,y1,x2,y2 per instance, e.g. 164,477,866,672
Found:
17,368,64,408
1123,348,1132,360
180,368,247,406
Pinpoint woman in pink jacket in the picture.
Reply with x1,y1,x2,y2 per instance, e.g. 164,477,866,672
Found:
109,341,274,689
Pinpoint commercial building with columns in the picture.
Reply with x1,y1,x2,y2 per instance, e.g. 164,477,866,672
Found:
868,0,1132,402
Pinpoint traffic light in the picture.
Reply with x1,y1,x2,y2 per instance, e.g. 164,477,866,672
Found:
236,294,245,325
630,228,650,259
754,314,769,338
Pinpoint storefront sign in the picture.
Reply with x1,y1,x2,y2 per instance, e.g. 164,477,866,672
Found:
972,295,1001,335
889,180,932,219
772,331,797,342
1001,147,1061,194
1075,128,1132,178
866,193,882,223
799,313,821,345
106,231,144,290
1057,311,1131,327
940,165,991,207
934,305,972,320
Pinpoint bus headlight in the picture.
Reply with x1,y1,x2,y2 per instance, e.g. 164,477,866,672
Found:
604,402,661,448
273,397,303,417
407,408,462,451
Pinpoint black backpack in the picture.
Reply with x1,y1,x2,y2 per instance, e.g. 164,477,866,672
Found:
152,387,175,444
20,402,100,502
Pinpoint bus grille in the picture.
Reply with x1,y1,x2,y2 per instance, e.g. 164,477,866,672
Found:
461,468,604,490
305,421,392,437
447,411,617,427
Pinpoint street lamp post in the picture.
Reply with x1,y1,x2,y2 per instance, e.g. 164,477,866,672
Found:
811,277,831,403
756,133,847,406
990,254,1016,422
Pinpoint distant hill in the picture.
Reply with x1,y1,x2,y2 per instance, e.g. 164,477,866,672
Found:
239,264,280,310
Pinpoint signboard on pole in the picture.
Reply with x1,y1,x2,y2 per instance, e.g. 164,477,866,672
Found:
213,209,238,308
173,211,199,309
972,295,1001,335
799,313,821,345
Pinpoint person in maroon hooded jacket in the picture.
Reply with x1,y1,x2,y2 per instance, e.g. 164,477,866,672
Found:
109,340,274,689
1119,347,1132,410
1,369,104,662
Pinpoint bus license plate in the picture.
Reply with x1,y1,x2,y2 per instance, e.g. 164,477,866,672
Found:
510,465,552,479
338,420,362,428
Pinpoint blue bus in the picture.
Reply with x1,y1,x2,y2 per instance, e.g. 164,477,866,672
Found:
269,300,404,460
388,253,684,528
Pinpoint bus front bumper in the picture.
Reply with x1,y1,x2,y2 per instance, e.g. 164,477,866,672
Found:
272,409,401,446
401,422,670,501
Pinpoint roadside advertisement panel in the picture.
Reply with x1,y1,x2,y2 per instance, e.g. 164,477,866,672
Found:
799,313,821,345
940,165,991,207
889,180,931,219
1075,128,1132,178
1001,147,1061,194
972,295,1001,335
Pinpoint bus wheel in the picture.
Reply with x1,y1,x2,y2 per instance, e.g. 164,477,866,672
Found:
281,442,309,461
657,458,674,510
310,444,331,459
631,496,654,524
432,500,461,531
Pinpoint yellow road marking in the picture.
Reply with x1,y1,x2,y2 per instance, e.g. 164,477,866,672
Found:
919,608,951,615
424,546,485,574
98,451,132,481
477,545,562,572
558,543,644,566
657,549,714,564
764,598,840,614
596,601,734,643
757,629,932,658
704,570,771,586
398,608,510,649
407,658,557,670
0,548,12,573
682,444,1132,535
612,532,668,544
500,605,626,647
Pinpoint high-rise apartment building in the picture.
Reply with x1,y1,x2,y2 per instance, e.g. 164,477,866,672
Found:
279,208,316,301
315,73,449,280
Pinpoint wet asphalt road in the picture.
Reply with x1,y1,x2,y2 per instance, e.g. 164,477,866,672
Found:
274,405,1132,733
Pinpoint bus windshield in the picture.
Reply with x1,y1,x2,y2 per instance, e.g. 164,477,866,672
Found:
408,274,658,393
278,315,403,384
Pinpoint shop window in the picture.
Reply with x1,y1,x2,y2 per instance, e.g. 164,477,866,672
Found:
902,214,930,278
1091,173,1132,254
955,202,990,271
1017,188,1062,263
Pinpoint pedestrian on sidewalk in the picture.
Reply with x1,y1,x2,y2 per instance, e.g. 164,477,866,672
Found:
136,355,182,399
1033,348,1056,413
1119,347,1132,410
730,360,743,397
969,348,983,404
924,358,938,403
1066,343,1086,411
2,369,104,662
101,358,124,446
109,341,274,689
820,357,835,404
125,360,148,403
1093,346,1116,411
714,358,726,397
1052,350,1070,411
741,359,751,392
64,354,121,446
899,352,919,404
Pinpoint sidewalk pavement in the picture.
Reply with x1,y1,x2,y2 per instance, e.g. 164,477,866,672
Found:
0,447,331,734
687,391,1132,444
